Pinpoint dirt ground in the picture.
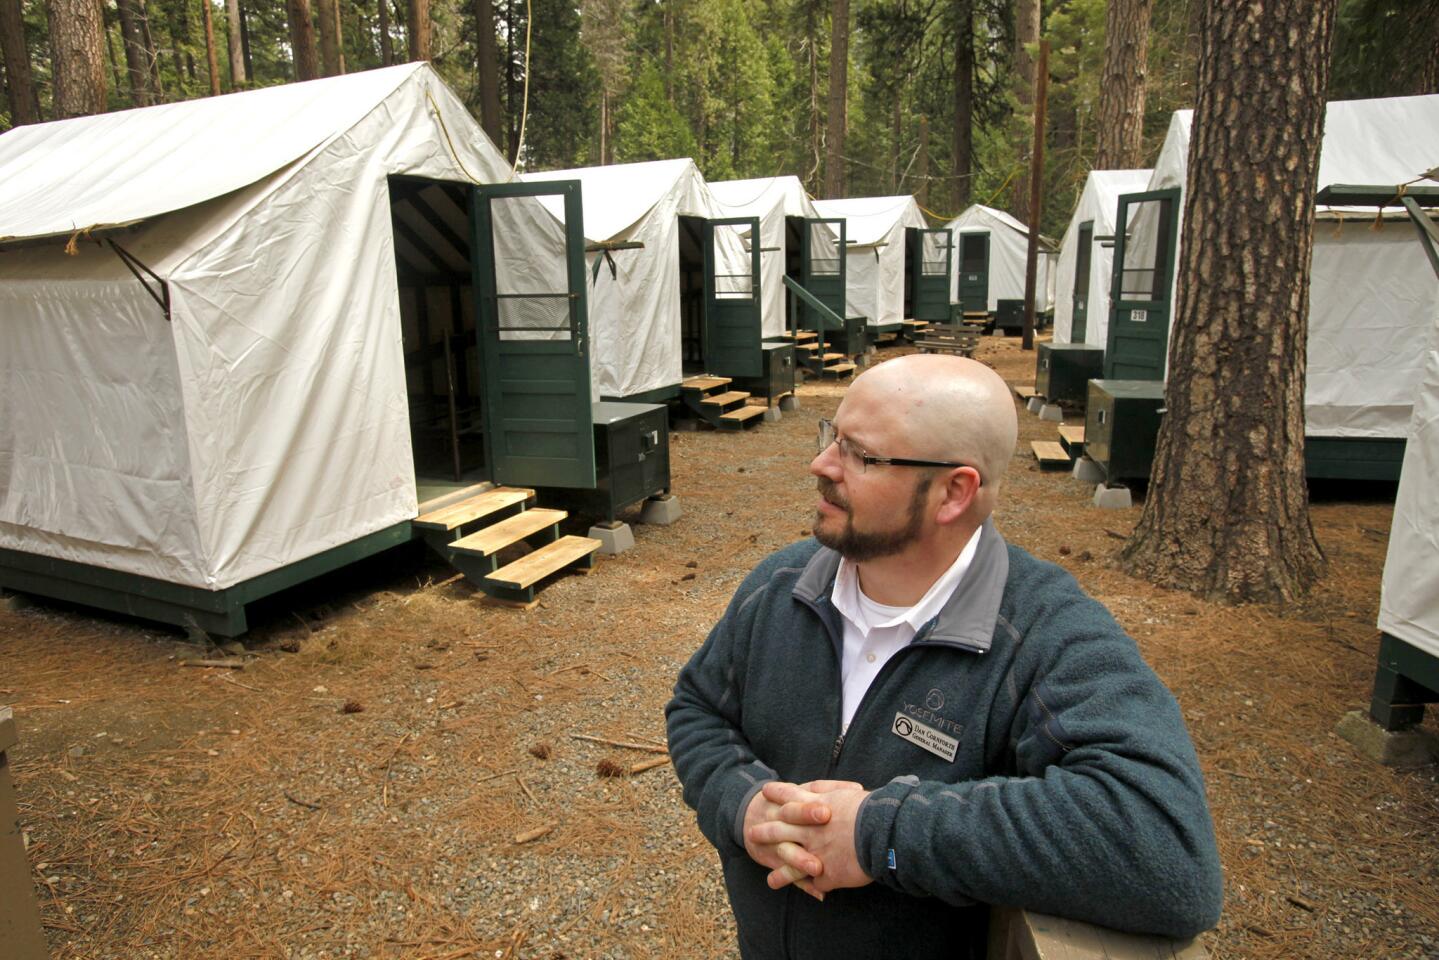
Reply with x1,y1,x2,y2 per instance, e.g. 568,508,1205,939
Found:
1,334,1437,960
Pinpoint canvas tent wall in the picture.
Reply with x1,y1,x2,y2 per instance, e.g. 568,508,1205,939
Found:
524,159,745,399
708,176,833,339
1051,169,1152,345
812,195,928,326
1127,99,1439,440
944,204,1056,313
0,63,564,600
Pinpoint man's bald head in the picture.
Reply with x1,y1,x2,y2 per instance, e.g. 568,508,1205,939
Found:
840,354,1018,510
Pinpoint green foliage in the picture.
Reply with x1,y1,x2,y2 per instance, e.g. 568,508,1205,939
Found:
519,0,598,168
1330,0,1435,99
612,59,697,163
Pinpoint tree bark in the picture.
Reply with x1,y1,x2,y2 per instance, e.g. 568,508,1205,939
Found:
0,0,40,124
1119,0,1336,604
824,0,847,198
48,0,108,118
951,0,972,210
316,0,343,75
141,0,162,97
116,0,153,105
378,0,392,65
1094,0,1154,169
916,114,929,208
1011,0,1039,221
473,0,500,143
407,0,429,60
288,0,319,80
202,0,221,94
806,0,821,193
226,0,247,86
1421,0,1439,94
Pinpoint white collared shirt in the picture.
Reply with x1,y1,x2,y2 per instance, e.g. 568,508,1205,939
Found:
831,526,983,731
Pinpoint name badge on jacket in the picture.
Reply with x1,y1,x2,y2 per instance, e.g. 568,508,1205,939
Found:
892,711,959,762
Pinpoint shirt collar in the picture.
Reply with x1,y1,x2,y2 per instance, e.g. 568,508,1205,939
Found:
831,526,984,636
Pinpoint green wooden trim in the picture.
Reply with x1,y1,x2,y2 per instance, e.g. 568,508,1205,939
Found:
1315,184,1439,207
0,522,412,637
873,322,903,334
1303,437,1405,481
1378,633,1439,697
782,274,846,330
601,384,681,405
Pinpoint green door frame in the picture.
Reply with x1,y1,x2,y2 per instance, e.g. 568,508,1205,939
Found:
800,217,847,333
956,231,990,313
910,227,955,321
471,180,596,489
1072,220,1094,343
1104,188,1181,381
703,217,764,378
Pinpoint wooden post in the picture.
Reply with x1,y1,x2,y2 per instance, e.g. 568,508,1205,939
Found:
1021,39,1049,352
0,708,49,959
202,0,221,96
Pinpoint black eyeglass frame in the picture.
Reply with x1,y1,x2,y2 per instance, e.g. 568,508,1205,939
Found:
816,418,984,485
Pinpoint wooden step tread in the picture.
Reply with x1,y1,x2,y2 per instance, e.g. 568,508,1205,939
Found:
820,352,845,361
485,535,600,590
901,320,928,328
701,390,751,407
1013,384,1038,400
450,508,567,558
825,362,857,374
963,310,988,318
719,405,766,423
796,342,820,351
414,487,534,531
683,375,731,391
1031,440,1071,465
794,330,819,340
1058,425,1086,445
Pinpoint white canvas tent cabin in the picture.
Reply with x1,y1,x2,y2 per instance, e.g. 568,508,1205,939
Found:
811,195,948,352
523,159,756,398
1089,96,1439,484
1051,170,1153,347
0,63,620,633
945,204,1057,333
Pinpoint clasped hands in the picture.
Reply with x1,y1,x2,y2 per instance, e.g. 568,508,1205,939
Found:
743,779,873,902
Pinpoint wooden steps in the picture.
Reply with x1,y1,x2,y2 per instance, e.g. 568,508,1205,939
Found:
412,487,535,551
1013,384,1038,401
452,507,566,558
720,405,766,426
820,352,845,361
482,535,601,608
680,373,766,431
1058,424,1085,457
795,342,820,352
794,330,819,341
1031,440,1071,469
823,362,857,378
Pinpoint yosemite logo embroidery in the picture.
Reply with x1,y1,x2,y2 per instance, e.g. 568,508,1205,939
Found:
925,688,945,711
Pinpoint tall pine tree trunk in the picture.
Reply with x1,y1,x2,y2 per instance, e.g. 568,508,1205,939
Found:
378,0,392,64
203,0,221,94
1094,0,1153,169
116,0,153,105
1421,0,1439,94
916,114,929,208
407,0,429,60
1119,0,1336,604
288,0,319,79
49,0,108,117
473,0,500,143
1011,0,1039,220
806,0,821,193
1,0,41,124
824,0,847,198
316,0,343,75
226,0,247,85
951,0,972,210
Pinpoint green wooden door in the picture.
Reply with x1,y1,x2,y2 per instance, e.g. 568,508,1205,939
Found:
1072,220,1094,342
472,180,596,489
800,217,847,332
910,227,954,321
957,231,989,313
1104,188,1180,381
703,217,763,378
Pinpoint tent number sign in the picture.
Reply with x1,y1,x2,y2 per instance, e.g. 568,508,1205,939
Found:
1131,308,1148,323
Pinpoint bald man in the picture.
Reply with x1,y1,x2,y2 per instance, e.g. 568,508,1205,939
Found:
665,355,1222,960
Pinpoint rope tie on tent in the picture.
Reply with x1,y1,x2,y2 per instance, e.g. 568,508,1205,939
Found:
981,166,1025,208
510,0,532,178
63,226,95,256
917,201,960,223
425,90,485,185
590,250,618,284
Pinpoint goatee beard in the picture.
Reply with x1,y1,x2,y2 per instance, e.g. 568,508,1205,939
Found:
812,475,930,562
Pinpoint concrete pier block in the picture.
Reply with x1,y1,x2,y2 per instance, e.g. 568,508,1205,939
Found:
1071,456,1105,484
1039,403,1064,422
1092,484,1133,510
1337,710,1439,767
763,406,782,423
639,495,683,526
779,395,800,413
1026,397,1044,414
587,521,636,555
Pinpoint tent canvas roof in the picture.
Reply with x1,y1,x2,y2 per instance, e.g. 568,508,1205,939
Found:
1051,169,1153,345
812,195,926,246
708,176,821,219
0,64,434,244
524,158,704,240
946,204,1057,251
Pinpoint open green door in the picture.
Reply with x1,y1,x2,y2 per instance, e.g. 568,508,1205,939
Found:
800,217,846,332
956,231,989,313
472,180,596,489
1104,188,1180,380
909,227,954,322
703,217,763,378
1072,220,1094,342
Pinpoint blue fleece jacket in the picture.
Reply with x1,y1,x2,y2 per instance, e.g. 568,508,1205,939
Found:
665,523,1223,960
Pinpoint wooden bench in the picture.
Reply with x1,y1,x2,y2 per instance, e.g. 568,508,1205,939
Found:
1031,440,1071,469
990,909,1208,960
915,323,983,358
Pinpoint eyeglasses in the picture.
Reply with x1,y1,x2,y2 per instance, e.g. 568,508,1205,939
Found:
816,418,983,484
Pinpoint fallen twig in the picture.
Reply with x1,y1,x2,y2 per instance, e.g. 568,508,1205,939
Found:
382,732,412,809
571,733,669,754
284,790,321,811
476,767,520,784
181,659,246,670
628,755,671,776
513,824,553,844
515,775,538,805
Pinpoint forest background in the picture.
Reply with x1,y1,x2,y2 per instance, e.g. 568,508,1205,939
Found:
1,0,1436,237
